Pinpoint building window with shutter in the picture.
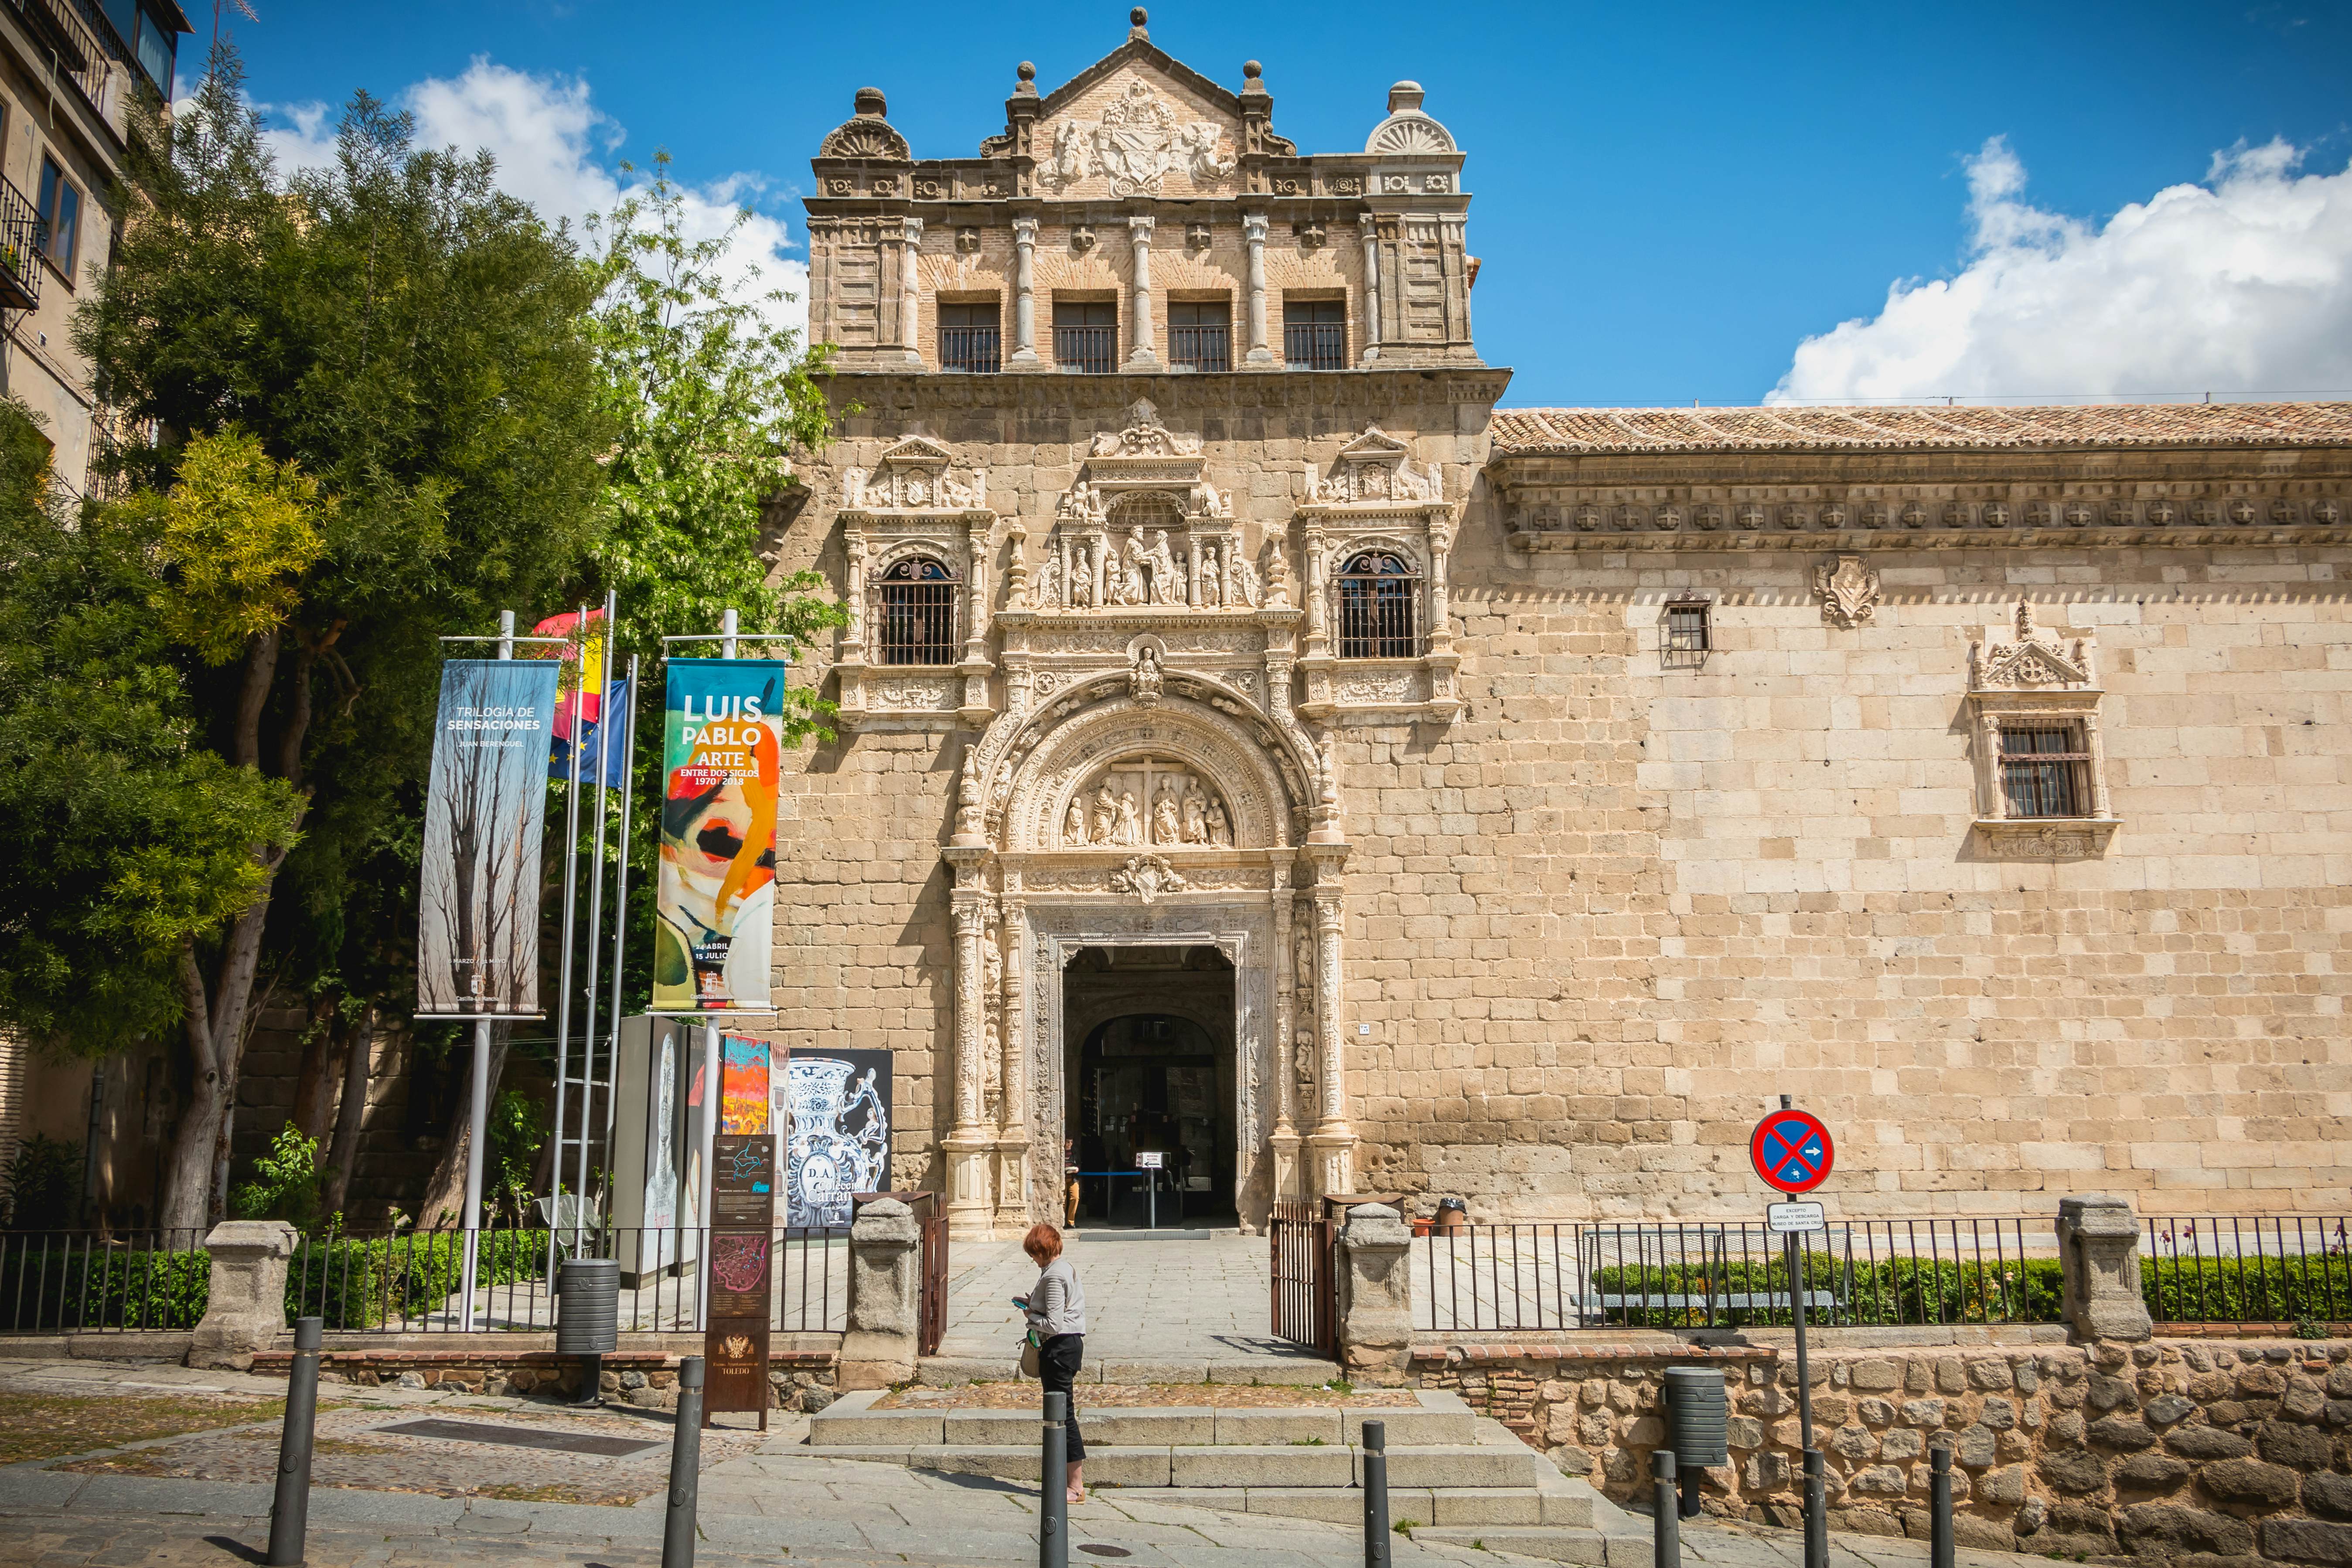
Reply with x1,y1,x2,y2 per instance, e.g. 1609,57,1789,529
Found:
876,556,958,665
1336,550,1420,658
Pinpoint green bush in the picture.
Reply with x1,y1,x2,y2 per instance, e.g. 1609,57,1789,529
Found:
2141,1254,2352,1325
1,1134,83,1229
284,1227,554,1329
1584,1252,2067,1329
0,1241,209,1329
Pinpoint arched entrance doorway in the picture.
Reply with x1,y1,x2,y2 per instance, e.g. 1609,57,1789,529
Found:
1065,946,1237,1228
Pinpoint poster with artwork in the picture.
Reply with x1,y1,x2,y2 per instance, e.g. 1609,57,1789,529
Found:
416,660,561,1014
779,1049,891,1227
721,1035,772,1134
654,659,784,1012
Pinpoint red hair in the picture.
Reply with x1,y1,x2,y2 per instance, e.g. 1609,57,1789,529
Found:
1023,1223,1063,1265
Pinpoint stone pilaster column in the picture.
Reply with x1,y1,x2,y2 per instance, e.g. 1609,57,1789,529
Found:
842,528,869,659
944,879,997,1237
964,516,991,661
2083,710,2113,817
1357,214,1381,365
1125,215,1158,369
1008,216,1041,367
1312,888,1344,1131
997,897,1029,1218
1271,882,1296,1139
1302,525,1329,656
1242,212,1273,364
899,218,924,366
1425,517,1456,652
1979,712,2006,819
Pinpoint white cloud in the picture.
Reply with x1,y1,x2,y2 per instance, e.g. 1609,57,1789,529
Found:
258,59,808,340
1771,136,2352,403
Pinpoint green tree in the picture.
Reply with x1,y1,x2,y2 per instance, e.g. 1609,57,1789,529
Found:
74,48,611,1231
0,404,303,1052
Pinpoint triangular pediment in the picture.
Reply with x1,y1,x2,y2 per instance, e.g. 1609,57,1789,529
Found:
1035,37,1240,123
1030,53,1242,199
1334,425,1412,462
875,434,955,467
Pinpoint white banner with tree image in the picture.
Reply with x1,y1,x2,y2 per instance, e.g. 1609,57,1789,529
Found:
416,659,562,1015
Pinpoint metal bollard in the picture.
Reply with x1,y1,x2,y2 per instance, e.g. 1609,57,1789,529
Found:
1803,1447,1828,1568
663,1357,705,1568
1362,1418,1392,1568
1930,1442,1954,1568
1040,1390,1068,1568
266,1316,323,1567
1652,1449,1680,1568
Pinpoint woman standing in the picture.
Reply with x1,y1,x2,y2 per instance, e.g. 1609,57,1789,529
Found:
1019,1223,1087,1503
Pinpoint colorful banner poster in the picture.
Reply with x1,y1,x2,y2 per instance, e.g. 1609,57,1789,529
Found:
654,659,784,1012
779,1049,891,1227
416,660,562,1015
721,1035,773,1135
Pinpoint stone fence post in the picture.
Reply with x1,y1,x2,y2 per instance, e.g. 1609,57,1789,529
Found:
187,1220,296,1370
838,1197,921,1390
2055,1193,2152,1342
1336,1202,1413,1380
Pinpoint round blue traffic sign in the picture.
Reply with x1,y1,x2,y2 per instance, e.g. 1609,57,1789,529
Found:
1749,1109,1834,1195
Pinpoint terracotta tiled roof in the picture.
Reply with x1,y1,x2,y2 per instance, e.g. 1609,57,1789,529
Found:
1488,402,2352,456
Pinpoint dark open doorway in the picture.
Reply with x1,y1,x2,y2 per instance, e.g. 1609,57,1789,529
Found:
1062,944,1235,1230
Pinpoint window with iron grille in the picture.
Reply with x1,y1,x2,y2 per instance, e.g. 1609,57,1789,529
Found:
2000,724,2091,818
877,556,958,665
1053,300,1117,374
1283,299,1346,370
1336,551,1419,658
939,303,1001,373
1663,600,1710,669
1168,300,1231,372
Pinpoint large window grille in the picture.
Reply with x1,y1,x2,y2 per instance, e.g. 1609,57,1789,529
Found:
877,557,958,665
1053,300,1117,374
2000,724,2091,818
1283,300,1347,370
1336,551,1420,658
1169,300,1231,372
1663,600,1711,670
939,303,1001,373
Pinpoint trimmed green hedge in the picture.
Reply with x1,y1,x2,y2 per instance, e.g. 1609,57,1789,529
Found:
2142,1254,2352,1326
1585,1254,2067,1329
287,1229,553,1329
0,1244,210,1330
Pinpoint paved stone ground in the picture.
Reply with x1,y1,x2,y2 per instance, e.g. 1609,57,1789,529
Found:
0,1357,2072,1568
940,1228,1307,1362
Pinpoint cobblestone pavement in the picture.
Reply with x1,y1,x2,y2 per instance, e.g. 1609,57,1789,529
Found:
940,1228,1305,1361
0,1357,2066,1568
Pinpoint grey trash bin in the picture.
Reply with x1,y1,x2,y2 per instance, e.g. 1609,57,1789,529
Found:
1663,1366,1728,1517
557,1257,620,1405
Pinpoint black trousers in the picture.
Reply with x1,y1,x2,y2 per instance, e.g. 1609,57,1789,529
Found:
1039,1333,1085,1462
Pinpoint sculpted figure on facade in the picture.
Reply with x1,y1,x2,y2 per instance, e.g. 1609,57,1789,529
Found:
1130,643,1163,704
1039,117,1090,194
1034,548,1061,610
1115,787,1142,845
1265,540,1292,608
1180,777,1208,844
1207,796,1232,847
1070,543,1096,608
1064,795,1087,845
1231,547,1260,609
1200,542,1224,607
1152,781,1182,845
1091,779,1118,845
1149,531,1183,604
1117,527,1149,605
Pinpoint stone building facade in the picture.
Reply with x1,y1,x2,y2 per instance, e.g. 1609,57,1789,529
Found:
770,11,2352,1240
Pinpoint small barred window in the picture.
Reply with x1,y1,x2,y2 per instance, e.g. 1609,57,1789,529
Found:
1336,551,1420,658
2000,724,2091,818
877,556,958,665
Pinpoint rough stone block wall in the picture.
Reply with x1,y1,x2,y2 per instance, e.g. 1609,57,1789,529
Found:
1418,1336,2352,1561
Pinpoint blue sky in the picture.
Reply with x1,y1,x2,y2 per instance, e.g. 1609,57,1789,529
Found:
223,1,2352,408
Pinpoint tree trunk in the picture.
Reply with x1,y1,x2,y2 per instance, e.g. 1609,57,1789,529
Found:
290,998,340,1144
322,1004,374,1219
417,1022,511,1229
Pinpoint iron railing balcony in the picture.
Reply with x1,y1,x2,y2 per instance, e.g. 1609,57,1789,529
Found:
939,324,1000,373
3,0,133,125
0,172,41,310
1284,322,1347,371
1053,324,1116,374
1169,324,1231,372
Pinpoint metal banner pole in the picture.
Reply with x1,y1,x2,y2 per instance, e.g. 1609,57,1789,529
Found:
689,613,740,1331
1784,1102,1822,1568
574,590,619,1245
545,605,587,1274
591,654,641,1219
460,611,522,1331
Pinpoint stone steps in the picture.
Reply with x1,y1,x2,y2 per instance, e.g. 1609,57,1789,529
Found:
806,1388,1629,1560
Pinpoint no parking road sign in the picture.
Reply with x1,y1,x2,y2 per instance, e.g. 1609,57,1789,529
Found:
1750,1108,1834,1194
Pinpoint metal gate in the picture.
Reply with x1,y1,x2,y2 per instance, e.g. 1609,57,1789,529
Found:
913,1193,948,1357
1269,1199,1335,1355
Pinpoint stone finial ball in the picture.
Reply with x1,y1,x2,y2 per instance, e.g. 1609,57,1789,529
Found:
1131,7,1148,25
1243,60,1263,80
854,86,887,117
1017,61,1036,81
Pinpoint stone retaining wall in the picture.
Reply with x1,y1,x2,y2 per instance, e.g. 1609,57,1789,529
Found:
249,1345,841,1413
1412,1337,2352,1562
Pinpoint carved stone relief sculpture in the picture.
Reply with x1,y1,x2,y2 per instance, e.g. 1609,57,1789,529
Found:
1059,754,1235,849
1814,554,1881,629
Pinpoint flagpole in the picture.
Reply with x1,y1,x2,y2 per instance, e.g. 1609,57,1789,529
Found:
597,654,642,1201
460,610,518,1333
540,605,588,1299
696,609,737,1332
573,591,619,1252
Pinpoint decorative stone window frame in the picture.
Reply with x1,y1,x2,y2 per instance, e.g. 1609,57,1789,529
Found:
1966,603,2118,858
836,434,997,730
1296,426,1460,724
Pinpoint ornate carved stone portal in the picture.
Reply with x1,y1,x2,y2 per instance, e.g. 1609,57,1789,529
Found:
931,400,1363,1240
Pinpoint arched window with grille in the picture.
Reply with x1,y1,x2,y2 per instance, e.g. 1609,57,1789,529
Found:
1336,550,1420,658
876,555,958,665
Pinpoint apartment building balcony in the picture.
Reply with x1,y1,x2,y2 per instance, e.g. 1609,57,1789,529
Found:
4,0,137,133
0,174,41,310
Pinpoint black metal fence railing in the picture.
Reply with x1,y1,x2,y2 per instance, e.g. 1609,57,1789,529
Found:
1269,1199,1334,1355
0,1229,211,1333
1283,322,1346,371
2142,1215,2352,1326
1054,324,1116,374
1169,324,1231,372
1415,1218,2063,1333
940,325,1001,373
0,172,41,310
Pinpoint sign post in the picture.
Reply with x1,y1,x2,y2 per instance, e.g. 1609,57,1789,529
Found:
705,1035,780,1429
1136,1151,1164,1231
1750,1098,1834,1568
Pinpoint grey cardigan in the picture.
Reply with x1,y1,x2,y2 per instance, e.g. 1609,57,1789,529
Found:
1025,1257,1086,1339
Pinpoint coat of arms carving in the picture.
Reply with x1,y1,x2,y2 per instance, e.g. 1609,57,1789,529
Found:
1814,554,1880,629
1036,82,1234,197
